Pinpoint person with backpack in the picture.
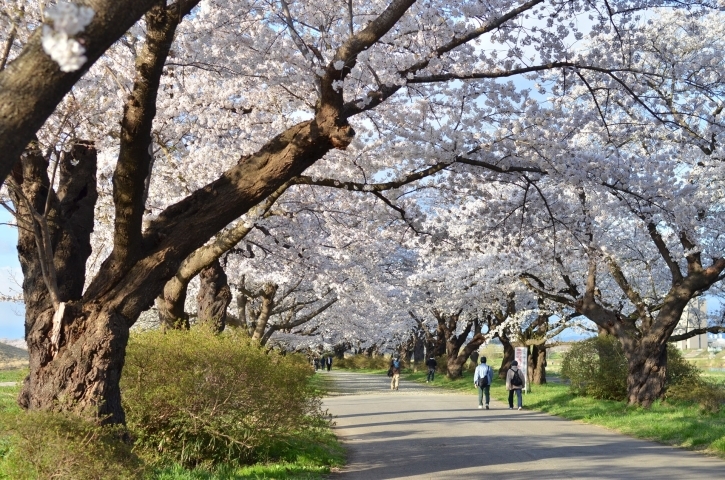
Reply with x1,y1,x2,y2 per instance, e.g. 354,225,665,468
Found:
474,356,494,409
425,356,437,383
506,360,525,410
390,357,401,390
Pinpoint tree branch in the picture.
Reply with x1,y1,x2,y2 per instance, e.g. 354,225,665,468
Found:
110,3,195,271
0,0,164,185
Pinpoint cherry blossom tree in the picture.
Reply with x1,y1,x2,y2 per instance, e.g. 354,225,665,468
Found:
0,0,177,181
2,0,722,423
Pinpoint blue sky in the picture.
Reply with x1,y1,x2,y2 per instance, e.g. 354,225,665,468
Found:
0,209,24,339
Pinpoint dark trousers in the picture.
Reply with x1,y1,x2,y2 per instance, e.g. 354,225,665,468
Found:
427,367,435,381
508,388,523,408
478,385,490,406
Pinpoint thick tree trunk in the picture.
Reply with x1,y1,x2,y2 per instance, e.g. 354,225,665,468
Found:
250,283,278,341
624,340,667,407
413,333,425,363
11,142,103,418
156,286,189,330
470,350,480,365
446,355,464,379
333,342,348,360
531,344,547,384
195,259,231,333
446,334,484,379
498,335,515,379
20,305,129,424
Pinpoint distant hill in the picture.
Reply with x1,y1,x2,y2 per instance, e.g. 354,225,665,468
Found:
0,341,28,367
0,339,26,350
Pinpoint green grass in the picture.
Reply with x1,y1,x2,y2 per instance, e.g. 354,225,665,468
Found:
702,370,725,381
401,369,479,393
0,369,345,480
398,369,725,458
0,370,23,414
0,369,26,384
151,429,345,479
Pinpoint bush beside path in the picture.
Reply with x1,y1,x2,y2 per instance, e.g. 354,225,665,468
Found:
322,371,725,479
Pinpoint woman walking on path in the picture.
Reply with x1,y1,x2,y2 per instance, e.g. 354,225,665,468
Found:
506,360,525,410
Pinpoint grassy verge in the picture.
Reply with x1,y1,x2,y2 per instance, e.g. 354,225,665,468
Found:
0,368,345,480
0,369,26,384
397,368,725,458
151,428,345,479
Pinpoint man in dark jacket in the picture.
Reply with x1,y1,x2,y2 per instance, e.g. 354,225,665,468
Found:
390,357,402,390
425,356,437,383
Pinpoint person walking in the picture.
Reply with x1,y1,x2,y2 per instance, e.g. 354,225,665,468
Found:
425,356,437,383
326,356,333,371
474,356,494,409
313,357,320,371
390,356,401,390
506,360,525,410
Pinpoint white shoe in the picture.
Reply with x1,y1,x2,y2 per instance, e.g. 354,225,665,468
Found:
478,405,483,409
518,407,522,410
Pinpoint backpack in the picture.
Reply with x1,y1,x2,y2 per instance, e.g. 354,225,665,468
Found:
476,366,490,388
393,359,400,369
511,369,523,387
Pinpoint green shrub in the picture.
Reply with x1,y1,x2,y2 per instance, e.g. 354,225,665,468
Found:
0,410,144,479
122,327,325,468
561,337,705,402
561,336,628,400
665,376,725,412
665,346,701,386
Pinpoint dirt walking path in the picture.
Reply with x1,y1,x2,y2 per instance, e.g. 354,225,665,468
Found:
322,370,725,479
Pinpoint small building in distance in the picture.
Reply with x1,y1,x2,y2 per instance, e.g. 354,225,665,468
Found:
673,298,708,350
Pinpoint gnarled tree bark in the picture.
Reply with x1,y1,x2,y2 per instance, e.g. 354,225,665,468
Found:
196,259,231,333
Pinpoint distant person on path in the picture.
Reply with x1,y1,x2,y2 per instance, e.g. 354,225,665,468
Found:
506,360,525,410
326,356,333,371
314,357,320,371
390,357,401,390
474,356,494,409
425,356,437,383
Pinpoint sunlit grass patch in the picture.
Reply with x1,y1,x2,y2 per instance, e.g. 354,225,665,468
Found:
0,369,26,384
152,428,345,479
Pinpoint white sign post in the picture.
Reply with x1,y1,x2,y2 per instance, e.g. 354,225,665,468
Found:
514,347,529,393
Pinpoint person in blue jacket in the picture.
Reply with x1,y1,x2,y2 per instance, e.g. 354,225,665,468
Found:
473,356,494,409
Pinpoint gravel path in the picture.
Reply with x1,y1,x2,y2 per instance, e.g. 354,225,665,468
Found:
322,371,725,479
